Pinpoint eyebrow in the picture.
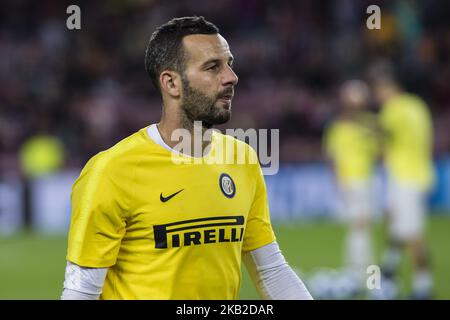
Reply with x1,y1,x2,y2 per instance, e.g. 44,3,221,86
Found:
201,56,234,67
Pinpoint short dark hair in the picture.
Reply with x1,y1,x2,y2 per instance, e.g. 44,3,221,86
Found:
145,16,219,91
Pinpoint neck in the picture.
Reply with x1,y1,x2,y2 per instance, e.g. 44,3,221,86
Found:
341,108,362,119
157,105,213,157
382,87,400,104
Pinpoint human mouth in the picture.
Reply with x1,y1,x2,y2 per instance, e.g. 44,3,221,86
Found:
217,89,234,102
218,94,233,102
217,94,233,110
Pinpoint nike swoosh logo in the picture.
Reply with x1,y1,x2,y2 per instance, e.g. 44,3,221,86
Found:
160,189,184,202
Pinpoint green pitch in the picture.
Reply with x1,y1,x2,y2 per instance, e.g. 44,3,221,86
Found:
1,214,449,300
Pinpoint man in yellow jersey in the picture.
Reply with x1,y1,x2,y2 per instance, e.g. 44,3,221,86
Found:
372,73,435,299
324,80,378,296
61,16,312,300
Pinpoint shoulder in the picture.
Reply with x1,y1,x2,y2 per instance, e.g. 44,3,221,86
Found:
403,93,426,106
386,93,425,111
81,127,151,178
324,120,351,142
213,130,259,165
387,94,431,123
324,120,341,135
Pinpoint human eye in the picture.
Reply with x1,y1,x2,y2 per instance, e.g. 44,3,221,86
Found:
228,57,234,69
206,63,219,71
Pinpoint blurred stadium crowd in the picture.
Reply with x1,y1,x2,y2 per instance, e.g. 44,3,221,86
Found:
0,0,449,177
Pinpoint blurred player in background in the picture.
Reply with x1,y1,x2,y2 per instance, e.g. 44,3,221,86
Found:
324,80,379,296
372,71,435,299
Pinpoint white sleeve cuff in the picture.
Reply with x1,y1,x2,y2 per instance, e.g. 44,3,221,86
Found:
61,261,108,299
61,288,100,300
244,241,313,300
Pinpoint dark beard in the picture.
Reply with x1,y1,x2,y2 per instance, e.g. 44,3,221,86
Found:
181,76,231,129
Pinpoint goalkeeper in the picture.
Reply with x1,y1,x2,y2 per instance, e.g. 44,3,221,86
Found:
61,16,312,300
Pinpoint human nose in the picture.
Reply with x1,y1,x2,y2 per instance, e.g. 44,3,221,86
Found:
222,65,238,86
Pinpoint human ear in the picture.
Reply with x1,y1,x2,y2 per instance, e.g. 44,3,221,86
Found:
160,71,181,97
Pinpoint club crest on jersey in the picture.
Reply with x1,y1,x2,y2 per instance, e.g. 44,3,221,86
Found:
219,173,235,198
